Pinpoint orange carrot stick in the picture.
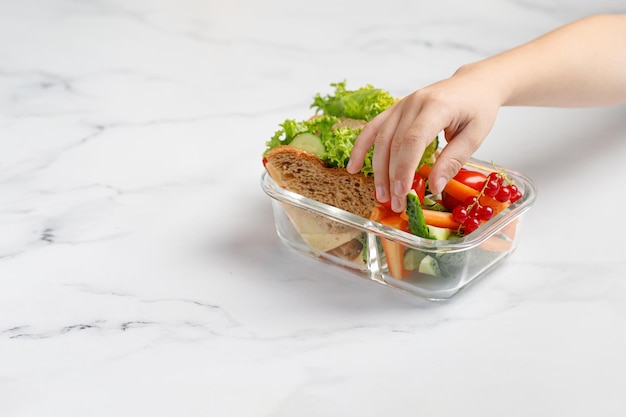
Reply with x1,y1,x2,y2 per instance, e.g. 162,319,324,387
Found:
380,238,411,279
379,215,408,233
417,164,432,178
478,193,510,215
422,209,459,229
379,216,410,279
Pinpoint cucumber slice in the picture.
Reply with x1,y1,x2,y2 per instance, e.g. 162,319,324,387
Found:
418,255,442,276
422,197,447,211
406,190,431,238
290,133,324,157
427,225,452,240
403,249,426,271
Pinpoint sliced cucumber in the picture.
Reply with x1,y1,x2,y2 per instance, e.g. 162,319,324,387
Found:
418,255,442,276
406,190,430,238
422,197,447,212
290,133,324,157
403,249,426,271
427,225,452,241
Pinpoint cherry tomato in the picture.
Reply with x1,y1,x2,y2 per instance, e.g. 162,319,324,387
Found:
441,169,487,211
442,193,462,211
454,168,487,191
411,173,426,203
375,173,426,209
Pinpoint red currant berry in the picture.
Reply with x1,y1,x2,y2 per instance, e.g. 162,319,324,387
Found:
484,179,500,197
468,207,481,218
452,206,468,224
465,196,478,206
488,171,503,185
495,185,512,202
510,190,523,203
463,217,480,234
477,205,494,221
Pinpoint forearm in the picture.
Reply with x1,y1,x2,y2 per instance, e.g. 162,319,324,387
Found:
458,14,626,108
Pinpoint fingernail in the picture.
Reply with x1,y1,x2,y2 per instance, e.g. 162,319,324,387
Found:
391,196,401,212
346,159,355,172
394,180,404,196
376,186,387,201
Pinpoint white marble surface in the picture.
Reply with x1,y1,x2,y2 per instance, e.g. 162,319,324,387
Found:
2,0,626,416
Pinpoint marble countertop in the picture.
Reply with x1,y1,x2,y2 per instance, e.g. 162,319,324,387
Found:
2,1,626,416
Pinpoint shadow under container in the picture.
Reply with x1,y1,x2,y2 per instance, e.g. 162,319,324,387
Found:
261,158,537,300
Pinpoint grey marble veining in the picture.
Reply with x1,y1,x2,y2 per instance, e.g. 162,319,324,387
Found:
2,0,626,416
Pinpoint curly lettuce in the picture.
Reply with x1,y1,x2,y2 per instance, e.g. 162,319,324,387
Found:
265,81,436,177
310,80,396,122
420,135,439,167
322,125,374,175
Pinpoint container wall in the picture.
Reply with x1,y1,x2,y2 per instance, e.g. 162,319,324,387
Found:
270,199,369,272
372,217,522,299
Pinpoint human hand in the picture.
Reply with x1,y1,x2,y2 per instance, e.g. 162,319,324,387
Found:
346,67,503,213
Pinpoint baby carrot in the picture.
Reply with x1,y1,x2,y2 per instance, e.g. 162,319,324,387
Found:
422,209,459,229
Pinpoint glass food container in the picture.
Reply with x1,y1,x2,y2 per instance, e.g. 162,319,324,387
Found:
261,157,537,300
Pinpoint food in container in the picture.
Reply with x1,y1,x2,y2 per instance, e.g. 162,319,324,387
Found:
261,81,536,300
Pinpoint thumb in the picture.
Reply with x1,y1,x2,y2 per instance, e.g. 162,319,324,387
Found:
428,133,484,194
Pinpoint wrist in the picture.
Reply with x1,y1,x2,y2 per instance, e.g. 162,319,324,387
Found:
452,61,512,107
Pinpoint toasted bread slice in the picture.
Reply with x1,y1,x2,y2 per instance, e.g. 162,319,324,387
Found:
264,145,376,219
264,145,376,257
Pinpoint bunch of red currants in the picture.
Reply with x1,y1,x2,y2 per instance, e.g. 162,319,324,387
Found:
451,171,523,235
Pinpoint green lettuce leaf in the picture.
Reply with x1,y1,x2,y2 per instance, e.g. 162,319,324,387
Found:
321,125,373,175
310,80,396,121
420,135,439,167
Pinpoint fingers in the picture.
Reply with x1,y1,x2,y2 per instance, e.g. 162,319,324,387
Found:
348,101,399,205
346,105,393,175
350,95,448,213
387,102,446,212
350,85,495,215
428,125,486,194
370,104,403,206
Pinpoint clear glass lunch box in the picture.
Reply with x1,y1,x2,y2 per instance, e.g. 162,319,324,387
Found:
260,158,537,300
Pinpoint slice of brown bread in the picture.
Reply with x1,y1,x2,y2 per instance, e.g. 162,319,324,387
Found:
264,145,376,219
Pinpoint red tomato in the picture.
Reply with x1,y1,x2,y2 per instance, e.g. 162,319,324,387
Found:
453,168,487,191
441,169,487,211
411,173,426,203
375,173,426,209
442,192,462,211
